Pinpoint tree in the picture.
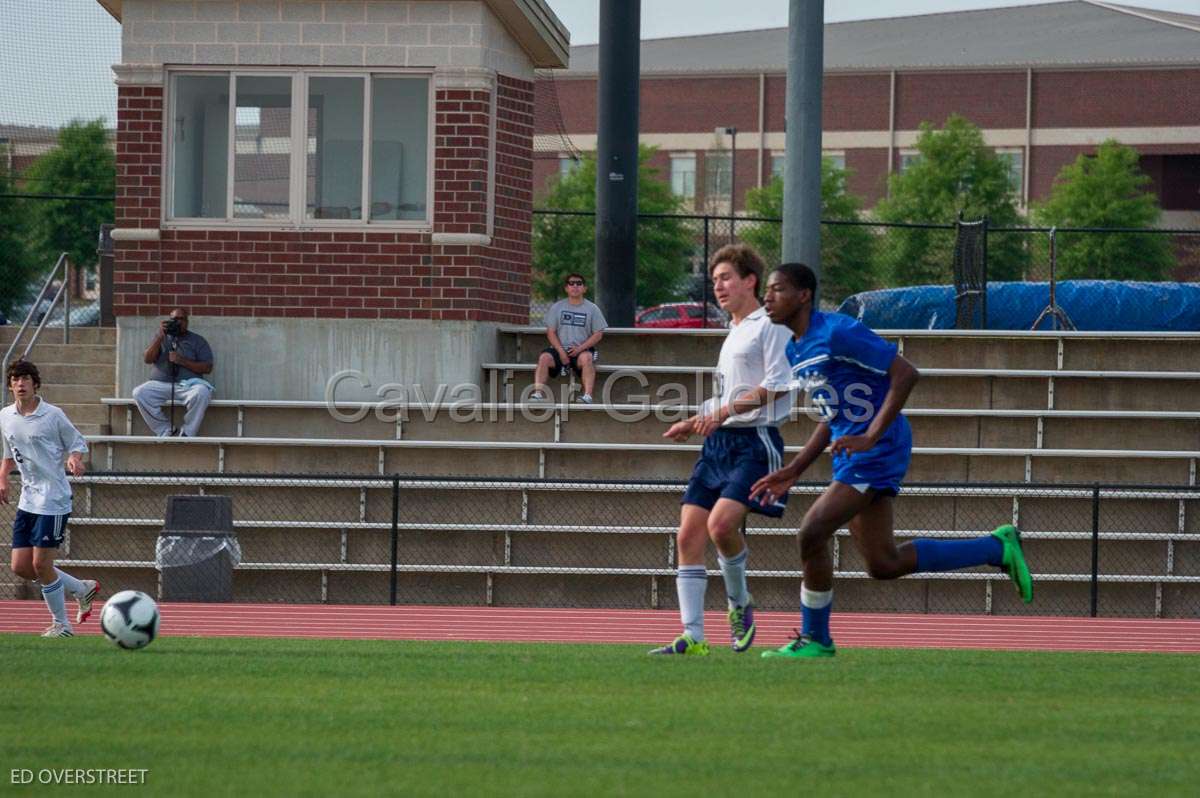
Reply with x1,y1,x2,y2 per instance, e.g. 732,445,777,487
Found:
21,119,115,273
533,145,694,307
874,114,1028,285
740,157,877,303
1033,139,1174,281
0,142,34,317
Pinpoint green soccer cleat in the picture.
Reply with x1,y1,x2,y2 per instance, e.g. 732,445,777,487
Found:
648,634,710,656
761,632,836,659
992,524,1034,603
727,596,757,653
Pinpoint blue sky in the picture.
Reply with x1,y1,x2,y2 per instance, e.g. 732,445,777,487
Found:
1,0,1196,127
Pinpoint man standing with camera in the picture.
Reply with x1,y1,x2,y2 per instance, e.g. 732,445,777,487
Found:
132,309,214,437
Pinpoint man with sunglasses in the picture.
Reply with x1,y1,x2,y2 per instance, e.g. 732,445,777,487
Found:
533,273,607,403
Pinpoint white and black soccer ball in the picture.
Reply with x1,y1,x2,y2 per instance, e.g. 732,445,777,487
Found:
100,590,160,650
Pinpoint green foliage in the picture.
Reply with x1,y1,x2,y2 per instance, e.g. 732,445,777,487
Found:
874,115,1028,284
0,141,34,316
533,146,693,307
21,119,115,273
741,157,877,303
1033,139,1174,281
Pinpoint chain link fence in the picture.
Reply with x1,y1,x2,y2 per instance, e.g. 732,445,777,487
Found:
4,472,1196,618
534,210,1200,325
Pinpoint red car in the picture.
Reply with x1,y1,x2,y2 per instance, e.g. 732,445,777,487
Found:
635,302,728,329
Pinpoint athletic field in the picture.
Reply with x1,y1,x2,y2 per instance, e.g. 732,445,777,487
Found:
3,604,1199,796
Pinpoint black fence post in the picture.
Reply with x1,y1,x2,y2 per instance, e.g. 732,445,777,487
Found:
390,475,400,606
702,215,711,327
1090,483,1100,618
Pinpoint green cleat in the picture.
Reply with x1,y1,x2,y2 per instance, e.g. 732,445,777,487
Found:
761,632,836,659
727,596,757,653
992,524,1033,603
648,634,710,656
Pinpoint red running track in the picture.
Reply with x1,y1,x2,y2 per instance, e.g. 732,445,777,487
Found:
2,600,1199,653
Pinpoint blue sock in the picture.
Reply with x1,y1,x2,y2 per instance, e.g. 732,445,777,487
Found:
800,586,833,645
914,536,1004,572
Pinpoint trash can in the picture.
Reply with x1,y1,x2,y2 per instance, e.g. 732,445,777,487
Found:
156,495,241,602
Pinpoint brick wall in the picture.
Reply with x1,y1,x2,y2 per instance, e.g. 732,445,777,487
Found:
112,74,532,324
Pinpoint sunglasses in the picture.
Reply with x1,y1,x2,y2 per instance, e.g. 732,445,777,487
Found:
566,280,585,286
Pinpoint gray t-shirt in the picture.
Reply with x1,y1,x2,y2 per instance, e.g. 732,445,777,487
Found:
544,299,608,349
151,331,214,382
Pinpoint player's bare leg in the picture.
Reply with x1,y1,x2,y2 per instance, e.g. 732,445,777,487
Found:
764,482,872,658
848,494,918,579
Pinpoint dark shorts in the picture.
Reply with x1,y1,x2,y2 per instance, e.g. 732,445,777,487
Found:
12,509,70,549
542,347,599,377
682,427,788,518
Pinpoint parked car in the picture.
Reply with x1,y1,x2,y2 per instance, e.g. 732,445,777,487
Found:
635,302,727,329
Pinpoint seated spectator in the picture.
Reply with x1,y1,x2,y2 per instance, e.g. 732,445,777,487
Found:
132,309,213,437
533,273,607,404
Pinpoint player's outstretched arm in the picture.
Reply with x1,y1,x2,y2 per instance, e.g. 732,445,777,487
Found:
750,423,831,504
830,355,920,456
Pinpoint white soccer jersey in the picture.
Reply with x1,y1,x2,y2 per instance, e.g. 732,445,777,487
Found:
702,306,795,427
1,399,88,515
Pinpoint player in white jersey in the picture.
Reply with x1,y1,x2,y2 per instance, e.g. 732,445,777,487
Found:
1,360,95,637
649,244,794,656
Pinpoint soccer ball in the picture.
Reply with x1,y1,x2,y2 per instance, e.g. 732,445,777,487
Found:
100,590,160,650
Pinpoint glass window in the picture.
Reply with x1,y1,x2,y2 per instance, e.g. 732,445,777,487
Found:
558,156,580,177
770,154,785,179
997,149,1024,194
234,75,292,220
706,152,732,197
899,151,922,172
670,155,696,199
370,76,429,222
170,74,229,219
307,76,364,220
825,152,846,171
167,70,432,225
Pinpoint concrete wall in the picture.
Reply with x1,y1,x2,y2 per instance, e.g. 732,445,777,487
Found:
119,0,533,79
117,316,500,400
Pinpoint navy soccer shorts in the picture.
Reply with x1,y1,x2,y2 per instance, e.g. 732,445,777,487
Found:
682,426,787,518
12,509,70,549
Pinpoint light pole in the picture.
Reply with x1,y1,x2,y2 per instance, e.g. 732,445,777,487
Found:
715,126,737,242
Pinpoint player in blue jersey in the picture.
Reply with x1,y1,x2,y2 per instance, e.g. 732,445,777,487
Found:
750,263,1033,658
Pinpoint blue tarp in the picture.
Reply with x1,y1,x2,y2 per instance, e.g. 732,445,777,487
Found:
836,281,1200,331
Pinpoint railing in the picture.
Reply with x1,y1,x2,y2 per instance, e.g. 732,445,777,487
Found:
4,470,1197,618
1,252,71,404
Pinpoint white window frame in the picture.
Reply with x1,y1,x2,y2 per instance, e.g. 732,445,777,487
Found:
995,147,1024,200
162,66,436,231
898,149,922,173
669,152,697,199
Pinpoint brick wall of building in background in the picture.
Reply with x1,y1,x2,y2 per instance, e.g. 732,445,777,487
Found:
112,75,532,324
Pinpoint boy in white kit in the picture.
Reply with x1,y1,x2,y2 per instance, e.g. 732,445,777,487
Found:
650,244,794,656
1,360,96,637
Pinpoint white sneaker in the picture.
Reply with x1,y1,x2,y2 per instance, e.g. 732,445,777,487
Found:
41,622,74,638
579,394,594,404
530,391,546,401
76,579,100,624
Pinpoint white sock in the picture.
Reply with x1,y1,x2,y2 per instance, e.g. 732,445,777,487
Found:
41,577,69,626
717,547,750,608
676,565,708,641
54,568,85,596
801,586,834,609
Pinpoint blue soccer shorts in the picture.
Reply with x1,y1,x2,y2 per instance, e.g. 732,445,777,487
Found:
831,415,913,497
682,426,788,518
12,509,71,549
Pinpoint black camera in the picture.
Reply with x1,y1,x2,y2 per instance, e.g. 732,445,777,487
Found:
164,318,184,337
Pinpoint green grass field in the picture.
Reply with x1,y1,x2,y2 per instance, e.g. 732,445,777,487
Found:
2,635,1198,796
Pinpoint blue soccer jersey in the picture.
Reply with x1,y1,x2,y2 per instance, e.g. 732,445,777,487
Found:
787,311,912,494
